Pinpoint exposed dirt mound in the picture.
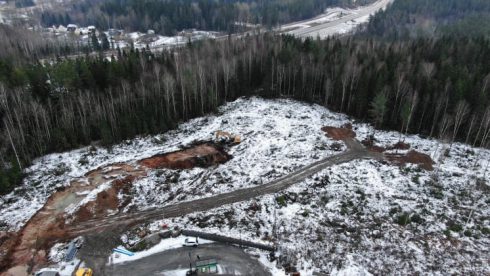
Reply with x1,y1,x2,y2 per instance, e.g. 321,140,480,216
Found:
361,137,385,153
139,143,231,169
388,141,411,150
71,175,136,223
321,126,356,140
386,150,434,171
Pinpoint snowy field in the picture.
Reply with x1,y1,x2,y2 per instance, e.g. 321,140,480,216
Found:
1,97,489,275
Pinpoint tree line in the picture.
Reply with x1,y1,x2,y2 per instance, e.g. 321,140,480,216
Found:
364,0,490,39
0,24,75,64
0,33,489,193
38,0,374,35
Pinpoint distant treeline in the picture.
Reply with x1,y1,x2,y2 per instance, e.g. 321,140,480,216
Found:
0,24,75,64
38,0,373,35
1,34,489,193
364,0,490,39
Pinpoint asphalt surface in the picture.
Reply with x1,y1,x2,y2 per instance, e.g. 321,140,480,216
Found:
106,243,270,276
287,0,392,38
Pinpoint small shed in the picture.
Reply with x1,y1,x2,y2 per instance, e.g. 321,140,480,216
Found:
195,258,218,274
88,26,96,34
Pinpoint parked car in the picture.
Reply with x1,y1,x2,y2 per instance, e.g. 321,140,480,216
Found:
183,237,199,247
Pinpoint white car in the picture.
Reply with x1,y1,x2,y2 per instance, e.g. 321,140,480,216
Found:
182,237,199,247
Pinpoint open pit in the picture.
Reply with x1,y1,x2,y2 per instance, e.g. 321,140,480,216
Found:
0,164,147,274
0,142,232,274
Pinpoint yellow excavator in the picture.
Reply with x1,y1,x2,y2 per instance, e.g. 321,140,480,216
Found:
75,268,93,276
215,130,241,144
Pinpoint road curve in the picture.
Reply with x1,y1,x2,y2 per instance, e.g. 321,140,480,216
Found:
77,138,382,274
69,139,380,235
287,0,392,38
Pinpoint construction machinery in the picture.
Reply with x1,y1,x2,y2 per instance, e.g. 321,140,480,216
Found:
215,130,241,144
75,268,93,276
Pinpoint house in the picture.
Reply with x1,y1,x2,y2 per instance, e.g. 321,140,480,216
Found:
67,24,78,32
88,26,96,34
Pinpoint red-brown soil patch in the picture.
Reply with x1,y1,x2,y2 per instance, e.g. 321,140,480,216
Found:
71,175,136,223
321,126,356,140
388,141,411,150
361,137,386,153
1,142,233,274
385,150,434,171
139,143,231,169
0,164,146,274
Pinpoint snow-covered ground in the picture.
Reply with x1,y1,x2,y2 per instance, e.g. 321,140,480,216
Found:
109,237,214,265
1,97,489,274
0,97,347,230
125,30,218,50
147,126,489,275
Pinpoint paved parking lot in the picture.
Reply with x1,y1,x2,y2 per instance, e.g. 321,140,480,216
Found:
106,243,271,276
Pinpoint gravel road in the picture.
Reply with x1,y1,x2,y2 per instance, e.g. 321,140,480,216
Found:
70,139,379,235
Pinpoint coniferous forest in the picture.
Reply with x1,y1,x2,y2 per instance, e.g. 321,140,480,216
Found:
364,0,490,38
0,0,489,193
39,0,374,35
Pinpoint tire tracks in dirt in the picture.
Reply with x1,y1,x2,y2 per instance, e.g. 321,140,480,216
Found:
69,139,380,235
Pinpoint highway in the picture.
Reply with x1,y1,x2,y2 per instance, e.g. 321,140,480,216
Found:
286,0,392,38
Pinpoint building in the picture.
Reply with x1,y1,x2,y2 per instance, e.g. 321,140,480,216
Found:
67,24,77,32
195,258,218,274
88,26,96,34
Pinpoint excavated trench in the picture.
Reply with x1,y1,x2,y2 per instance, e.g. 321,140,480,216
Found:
0,142,231,275
139,143,231,169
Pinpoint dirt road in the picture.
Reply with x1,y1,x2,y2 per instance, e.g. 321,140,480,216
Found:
70,139,380,235
72,138,382,274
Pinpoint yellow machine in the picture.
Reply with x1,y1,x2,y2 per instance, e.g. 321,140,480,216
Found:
75,268,93,276
215,130,241,144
